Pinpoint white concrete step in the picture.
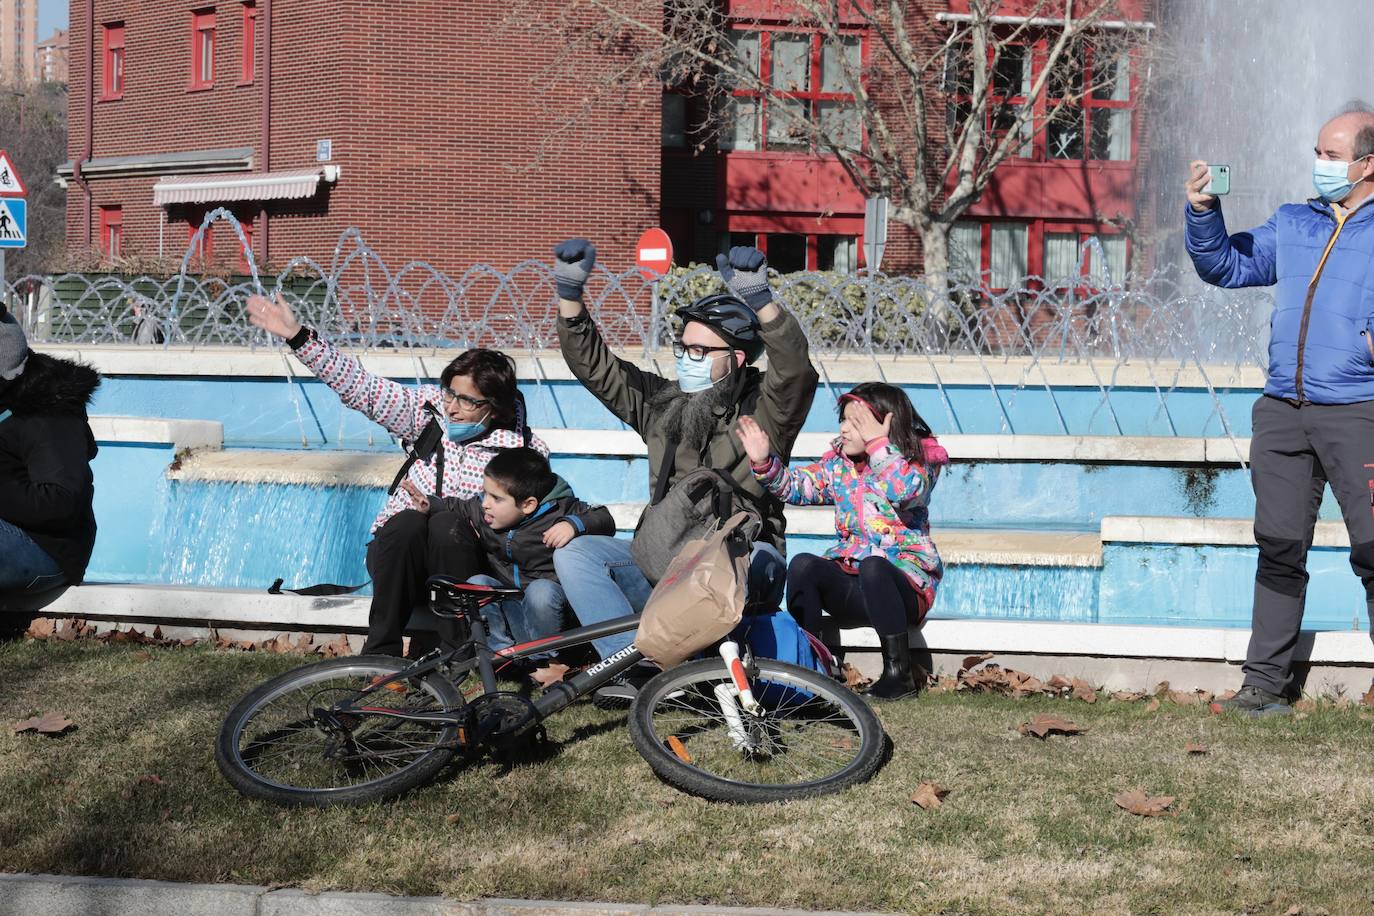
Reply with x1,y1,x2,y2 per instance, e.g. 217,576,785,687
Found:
38,582,1374,666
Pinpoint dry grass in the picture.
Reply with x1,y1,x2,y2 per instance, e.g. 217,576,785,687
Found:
2,638,1374,915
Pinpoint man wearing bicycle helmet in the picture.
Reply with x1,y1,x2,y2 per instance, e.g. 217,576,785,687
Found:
551,240,818,701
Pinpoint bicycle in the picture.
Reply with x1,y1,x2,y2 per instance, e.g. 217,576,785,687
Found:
215,576,888,806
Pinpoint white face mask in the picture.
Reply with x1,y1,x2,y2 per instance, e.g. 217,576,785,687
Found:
676,352,728,393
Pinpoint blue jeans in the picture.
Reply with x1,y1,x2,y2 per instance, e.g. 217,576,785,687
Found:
553,535,786,661
466,575,566,661
0,519,65,593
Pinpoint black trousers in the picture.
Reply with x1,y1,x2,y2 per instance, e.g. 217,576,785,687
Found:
362,509,483,657
785,553,922,638
1245,396,1374,695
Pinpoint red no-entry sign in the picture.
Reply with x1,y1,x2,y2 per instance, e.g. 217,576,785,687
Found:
636,227,673,279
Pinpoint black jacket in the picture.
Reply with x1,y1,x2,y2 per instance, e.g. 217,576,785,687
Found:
448,476,615,588
0,352,101,584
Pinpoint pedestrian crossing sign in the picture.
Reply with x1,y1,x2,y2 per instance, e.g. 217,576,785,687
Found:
0,198,27,249
0,150,25,197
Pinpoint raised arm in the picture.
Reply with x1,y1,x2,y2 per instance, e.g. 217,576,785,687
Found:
552,239,671,434
716,247,819,457
247,292,434,441
1183,159,1278,289
736,414,833,506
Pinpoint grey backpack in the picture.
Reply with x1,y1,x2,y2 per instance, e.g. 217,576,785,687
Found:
630,454,761,586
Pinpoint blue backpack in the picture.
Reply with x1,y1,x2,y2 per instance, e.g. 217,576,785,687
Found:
731,610,836,678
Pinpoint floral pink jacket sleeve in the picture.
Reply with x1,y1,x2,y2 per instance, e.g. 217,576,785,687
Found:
751,452,837,506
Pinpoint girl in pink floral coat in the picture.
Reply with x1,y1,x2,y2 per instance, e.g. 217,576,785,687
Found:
737,382,948,699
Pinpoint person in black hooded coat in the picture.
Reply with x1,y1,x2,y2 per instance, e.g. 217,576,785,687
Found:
0,305,101,594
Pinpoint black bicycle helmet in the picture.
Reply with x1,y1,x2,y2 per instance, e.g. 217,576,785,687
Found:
675,293,765,364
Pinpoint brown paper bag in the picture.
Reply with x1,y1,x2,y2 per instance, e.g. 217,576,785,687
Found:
634,511,755,669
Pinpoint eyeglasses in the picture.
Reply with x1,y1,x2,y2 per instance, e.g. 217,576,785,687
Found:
672,341,733,362
440,389,490,410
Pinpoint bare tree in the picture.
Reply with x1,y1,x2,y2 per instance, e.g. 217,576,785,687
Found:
0,81,67,282
533,0,1156,285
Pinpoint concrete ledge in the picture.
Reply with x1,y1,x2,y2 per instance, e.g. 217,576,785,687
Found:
1102,516,1350,548
165,434,1252,484
47,583,372,629
0,874,889,916
37,343,1267,390
840,617,1374,665
41,585,1374,666
89,416,223,451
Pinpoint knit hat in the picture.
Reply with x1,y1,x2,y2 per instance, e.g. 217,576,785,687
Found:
0,304,28,381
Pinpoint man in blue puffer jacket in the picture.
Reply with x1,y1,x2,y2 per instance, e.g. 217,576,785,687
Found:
1185,102,1374,716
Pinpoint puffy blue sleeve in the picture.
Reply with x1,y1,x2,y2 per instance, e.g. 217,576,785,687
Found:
1184,203,1278,289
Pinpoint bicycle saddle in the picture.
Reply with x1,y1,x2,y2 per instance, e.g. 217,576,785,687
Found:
426,575,524,605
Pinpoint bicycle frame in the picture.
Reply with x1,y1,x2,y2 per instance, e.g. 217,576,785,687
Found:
345,605,652,729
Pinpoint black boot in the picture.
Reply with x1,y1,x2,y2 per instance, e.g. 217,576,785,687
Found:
864,632,918,699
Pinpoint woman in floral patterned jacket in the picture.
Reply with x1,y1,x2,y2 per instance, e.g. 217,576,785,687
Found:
736,382,948,699
246,292,548,658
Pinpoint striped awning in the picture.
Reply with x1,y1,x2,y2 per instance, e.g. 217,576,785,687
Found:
152,167,338,206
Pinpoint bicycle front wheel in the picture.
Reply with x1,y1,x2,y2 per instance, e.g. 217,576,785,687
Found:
628,657,887,803
215,655,464,807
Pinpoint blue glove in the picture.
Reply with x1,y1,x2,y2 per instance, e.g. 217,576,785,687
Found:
715,246,772,310
553,238,597,302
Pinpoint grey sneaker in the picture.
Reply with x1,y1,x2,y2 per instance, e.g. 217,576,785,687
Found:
1211,685,1293,718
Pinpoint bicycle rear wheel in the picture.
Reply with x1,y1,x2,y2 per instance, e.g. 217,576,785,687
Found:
215,655,464,807
628,657,886,803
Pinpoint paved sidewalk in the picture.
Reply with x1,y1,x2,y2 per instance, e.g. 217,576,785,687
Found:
0,874,892,916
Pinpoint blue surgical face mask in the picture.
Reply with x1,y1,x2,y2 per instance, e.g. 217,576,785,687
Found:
1313,156,1369,202
676,353,725,393
447,412,490,444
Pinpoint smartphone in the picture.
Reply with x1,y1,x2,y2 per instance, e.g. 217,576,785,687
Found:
1203,164,1231,196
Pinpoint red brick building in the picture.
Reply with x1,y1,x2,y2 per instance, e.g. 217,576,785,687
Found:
660,0,1152,281
62,1,661,275
62,0,1151,285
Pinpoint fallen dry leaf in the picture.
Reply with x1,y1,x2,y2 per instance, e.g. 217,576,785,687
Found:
137,774,166,786
842,663,872,690
13,712,76,736
909,781,950,810
1071,678,1097,704
1153,680,1171,696
1166,690,1200,706
1111,691,1146,702
1184,742,1208,755
289,633,315,655
1361,679,1374,707
530,663,571,688
960,653,993,671
1045,675,1072,692
1114,789,1176,817
132,651,152,662
25,618,55,639
445,813,461,826
1143,698,1161,712
55,620,78,642
319,634,352,658
1294,698,1317,714
666,735,692,764
1018,714,1087,739
1217,689,1237,702
830,735,854,751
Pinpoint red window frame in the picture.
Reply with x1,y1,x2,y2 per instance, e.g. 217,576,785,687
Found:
240,1,257,84
724,25,865,156
101,22,125,100
953,218,1129,292
98,206,122,257
946,33,1137,164
191,9,216,90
